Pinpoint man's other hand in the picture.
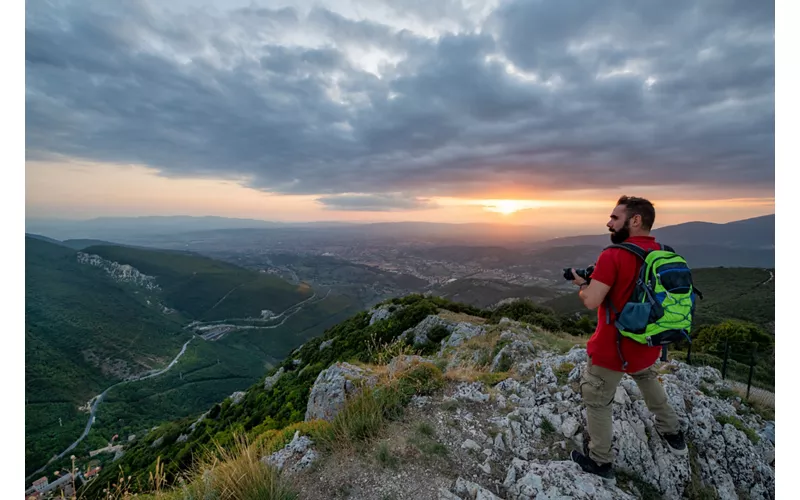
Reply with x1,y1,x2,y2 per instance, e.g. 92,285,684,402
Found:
571,269,587,287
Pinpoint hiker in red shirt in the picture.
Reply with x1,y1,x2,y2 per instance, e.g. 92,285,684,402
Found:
567,196,687,480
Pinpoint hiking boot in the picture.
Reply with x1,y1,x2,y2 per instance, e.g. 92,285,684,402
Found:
570,450,614,480
658,429,688,456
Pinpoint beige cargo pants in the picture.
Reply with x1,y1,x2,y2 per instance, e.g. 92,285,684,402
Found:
580,357,680,464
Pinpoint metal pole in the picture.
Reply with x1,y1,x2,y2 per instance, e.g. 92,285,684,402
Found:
721,340,730,380
747,348,756,400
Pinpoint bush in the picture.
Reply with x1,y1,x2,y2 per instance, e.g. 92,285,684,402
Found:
330,386,387,444
489,300,556,323
693,320,773,357
396,362,445,401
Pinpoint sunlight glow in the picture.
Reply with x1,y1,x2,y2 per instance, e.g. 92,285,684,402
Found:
478,199,544,215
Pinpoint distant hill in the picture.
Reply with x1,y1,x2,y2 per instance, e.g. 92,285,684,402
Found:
25,232,68,246
542,214,774,250
61,238,124,250
530,243,774,270
429,278,559,308
81,245,313,322
543,267,775,331
532,215,774,269
25,216,361,242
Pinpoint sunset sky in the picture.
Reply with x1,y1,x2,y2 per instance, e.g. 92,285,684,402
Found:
24,0,775,228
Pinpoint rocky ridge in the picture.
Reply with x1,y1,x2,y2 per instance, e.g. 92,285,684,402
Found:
77,252,160,290
272,308,775,500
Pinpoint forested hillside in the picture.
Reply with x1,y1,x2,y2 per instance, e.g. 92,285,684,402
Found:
25,237,189,474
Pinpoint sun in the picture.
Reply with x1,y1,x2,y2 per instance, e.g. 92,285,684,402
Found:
481,199,539,215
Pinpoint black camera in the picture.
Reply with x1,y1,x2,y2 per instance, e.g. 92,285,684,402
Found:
562,265,595,282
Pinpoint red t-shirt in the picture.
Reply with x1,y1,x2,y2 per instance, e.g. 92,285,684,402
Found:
586,235,663,373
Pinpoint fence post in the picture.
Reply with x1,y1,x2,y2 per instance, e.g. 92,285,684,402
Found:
721,341,730,380
746,348,756,400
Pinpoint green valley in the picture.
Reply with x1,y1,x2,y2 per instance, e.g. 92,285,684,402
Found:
25,236,363,482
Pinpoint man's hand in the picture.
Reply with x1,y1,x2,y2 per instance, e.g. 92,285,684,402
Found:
570,269,587,287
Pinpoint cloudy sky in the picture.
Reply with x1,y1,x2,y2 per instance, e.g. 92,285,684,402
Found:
25,0,775,227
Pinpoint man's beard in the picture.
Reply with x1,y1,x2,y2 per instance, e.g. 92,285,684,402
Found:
610,220,631,244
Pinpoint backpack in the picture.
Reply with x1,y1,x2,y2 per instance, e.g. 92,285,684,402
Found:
603,242,703,369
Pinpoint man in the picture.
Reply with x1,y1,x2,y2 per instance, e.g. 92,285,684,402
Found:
568,196,687,480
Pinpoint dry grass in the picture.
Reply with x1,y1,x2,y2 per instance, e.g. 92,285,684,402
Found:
526,327,587,354
365,333,417,366
436,310,488,325
726,381,775,407
93,435,298,500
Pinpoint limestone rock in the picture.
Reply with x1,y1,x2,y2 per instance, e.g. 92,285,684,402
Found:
490,339,536,373
262,430,318,473
504,459,637,499
452,382,490,403
441,322,487,349
305,362,377,421
263,367,284,391
402,315,455,346
229,391,246,405
453,477,502,500
369,304,398,325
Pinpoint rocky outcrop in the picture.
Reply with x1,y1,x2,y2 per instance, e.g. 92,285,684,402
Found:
77,252,160,290
482,353,775,500
196,307,773,500
402,315,455,346
229,391,246,405
369,304,400,325
262,431,318,473
441,322,488,350
490,331,536,373
263,367,285,391
502,460,636,499
305,362,378,421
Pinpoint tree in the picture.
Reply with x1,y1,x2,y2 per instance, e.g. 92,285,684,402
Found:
693,319,773,358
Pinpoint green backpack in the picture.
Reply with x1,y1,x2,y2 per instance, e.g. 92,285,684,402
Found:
604,242,703,369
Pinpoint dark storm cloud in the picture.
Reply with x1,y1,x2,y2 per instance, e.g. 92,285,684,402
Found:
25,0,774,203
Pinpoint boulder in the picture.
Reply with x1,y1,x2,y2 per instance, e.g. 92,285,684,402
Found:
262,430,318,473
503,459,637,499
402,315,455,346
263,367,284,391
441,322,487,349
305,362,377,421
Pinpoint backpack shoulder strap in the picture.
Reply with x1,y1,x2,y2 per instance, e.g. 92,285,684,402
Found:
660,243,675,252
604,242,648,261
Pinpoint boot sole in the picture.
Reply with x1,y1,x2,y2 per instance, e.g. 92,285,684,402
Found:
656,431,689,456
665,445,688,456
570,451,616,482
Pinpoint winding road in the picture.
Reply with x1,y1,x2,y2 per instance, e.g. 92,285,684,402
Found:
26,337,196,482
198,289,332,341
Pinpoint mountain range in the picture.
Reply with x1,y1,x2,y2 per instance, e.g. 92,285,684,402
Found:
541,214,774,249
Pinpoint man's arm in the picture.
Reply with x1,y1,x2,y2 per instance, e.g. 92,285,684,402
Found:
577,279,611,310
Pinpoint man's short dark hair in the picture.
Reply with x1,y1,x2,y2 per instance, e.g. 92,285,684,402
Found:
617,196,656,230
